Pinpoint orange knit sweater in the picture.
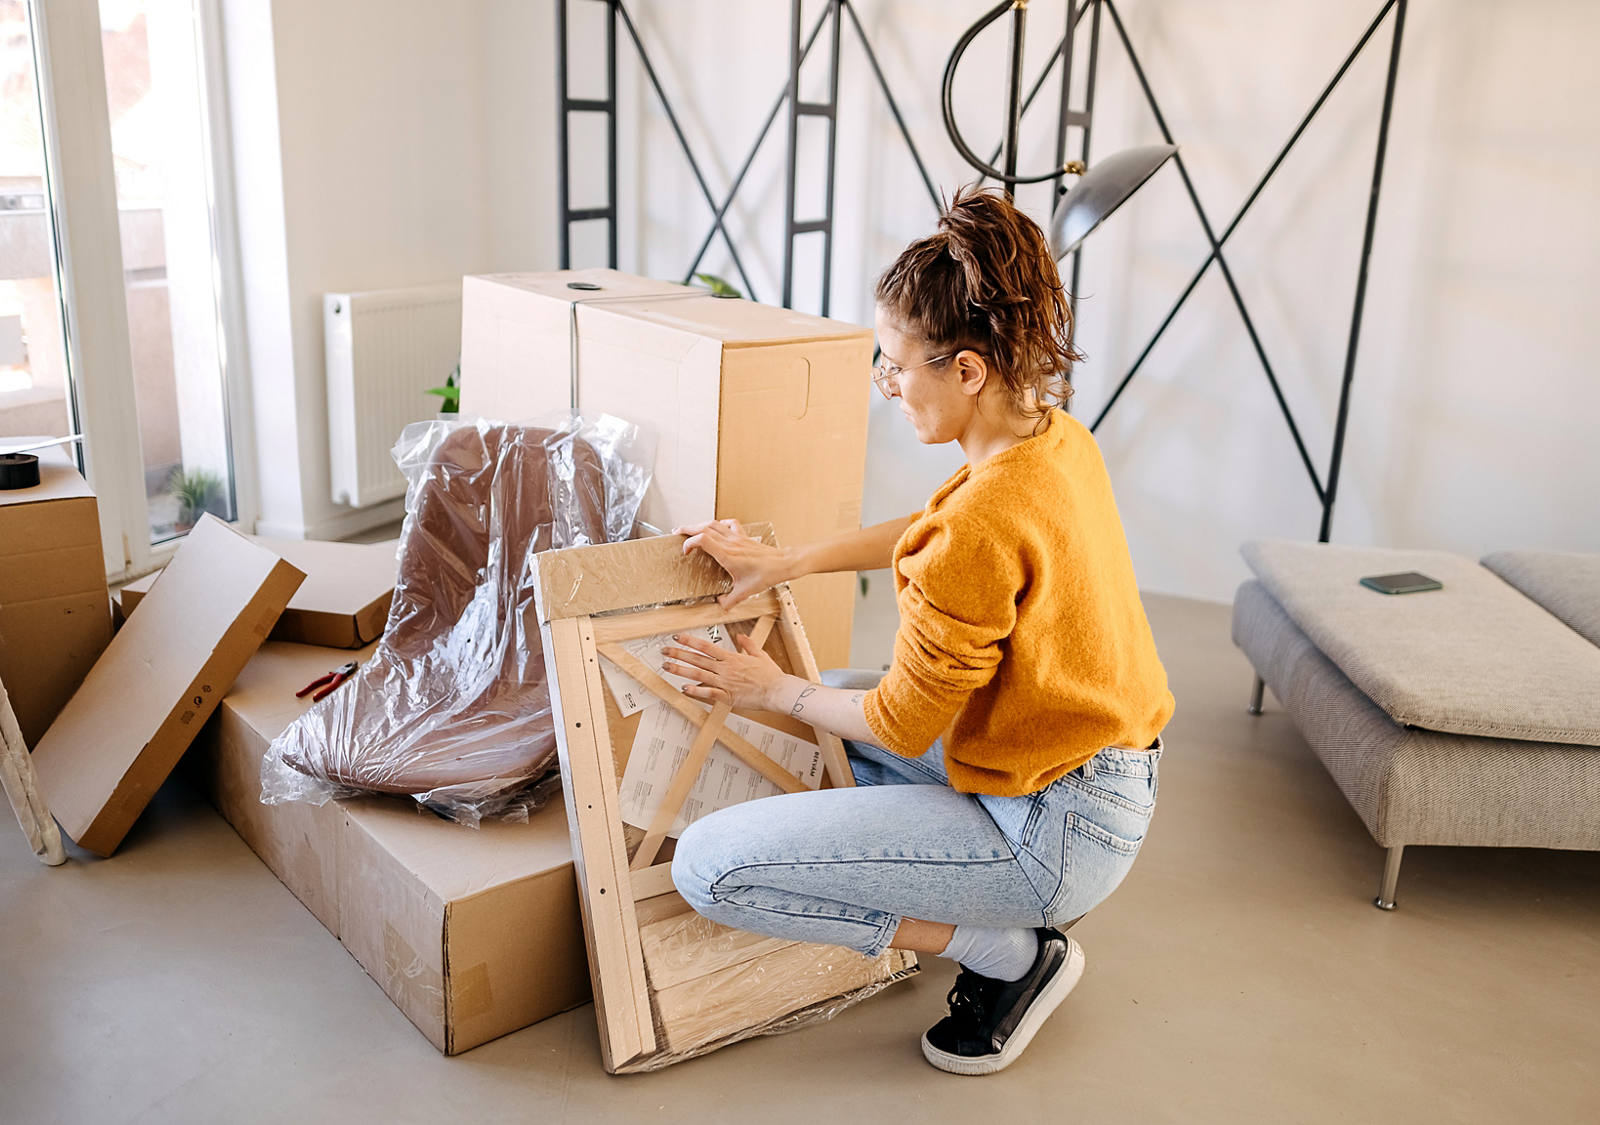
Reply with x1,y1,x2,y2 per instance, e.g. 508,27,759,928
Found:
862,408,1175,796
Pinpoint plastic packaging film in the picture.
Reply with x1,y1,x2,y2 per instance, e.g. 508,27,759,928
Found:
624,927,919,1072
261,413,653,824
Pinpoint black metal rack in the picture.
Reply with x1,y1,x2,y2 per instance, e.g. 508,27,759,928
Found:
553,0,1406,544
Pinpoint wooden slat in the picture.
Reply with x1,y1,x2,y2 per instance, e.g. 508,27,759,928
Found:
634,889,695,926
628,861,678,902
775,583,855,789
535,524,775,623
575,618,657,1056
590,590,781,645
594,643,807,796
542,618,648,1068
544,617,657,1068
629,614,777,870
638,910,796,992
630,695,733,871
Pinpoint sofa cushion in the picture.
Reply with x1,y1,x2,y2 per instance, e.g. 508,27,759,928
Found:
1240,540,1600,746
1232,578,1600,849
1480,549,1600,649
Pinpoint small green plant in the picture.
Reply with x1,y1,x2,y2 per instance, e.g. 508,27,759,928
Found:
693,272,743,298
427,363,460,414
170,467,222,529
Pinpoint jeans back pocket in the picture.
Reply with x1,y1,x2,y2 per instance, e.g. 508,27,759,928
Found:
1067,756,1157,818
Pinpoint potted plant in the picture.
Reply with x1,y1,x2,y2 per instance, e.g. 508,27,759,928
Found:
170,467,222,533
427,363,461,416
693,272,743,298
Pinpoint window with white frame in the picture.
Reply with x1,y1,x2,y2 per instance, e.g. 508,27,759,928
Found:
2,0,248,579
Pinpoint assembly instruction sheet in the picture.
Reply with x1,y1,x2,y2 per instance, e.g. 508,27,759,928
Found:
617,706,824,837
598,624,734,717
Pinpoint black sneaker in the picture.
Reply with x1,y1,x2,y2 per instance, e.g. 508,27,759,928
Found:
920,928,1085,1075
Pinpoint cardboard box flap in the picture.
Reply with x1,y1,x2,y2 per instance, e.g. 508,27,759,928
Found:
253,536,395,617
31,515,305,856
121,537,397,648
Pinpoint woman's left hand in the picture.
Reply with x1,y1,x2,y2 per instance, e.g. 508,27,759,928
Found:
662,632,785,711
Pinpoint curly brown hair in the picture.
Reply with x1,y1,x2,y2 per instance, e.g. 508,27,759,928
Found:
875,185,1082,428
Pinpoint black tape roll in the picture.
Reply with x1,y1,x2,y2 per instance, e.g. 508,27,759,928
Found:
0,453,41,490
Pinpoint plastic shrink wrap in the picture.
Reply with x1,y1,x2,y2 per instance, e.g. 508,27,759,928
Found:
262,414,651,823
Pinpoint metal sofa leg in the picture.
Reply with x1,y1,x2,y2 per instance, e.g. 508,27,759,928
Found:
1374,846,1403,910
1247,674,1265,715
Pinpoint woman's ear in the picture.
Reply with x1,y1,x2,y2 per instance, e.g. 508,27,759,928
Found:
955,350,989,398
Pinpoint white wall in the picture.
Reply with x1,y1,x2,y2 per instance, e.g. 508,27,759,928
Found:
223,0,558,539
568,0,1600,602
230,0,1600,599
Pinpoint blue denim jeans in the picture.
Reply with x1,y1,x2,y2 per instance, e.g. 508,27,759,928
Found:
671,669,1162,957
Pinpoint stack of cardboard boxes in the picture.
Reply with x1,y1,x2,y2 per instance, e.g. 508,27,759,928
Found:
9,269,872,1056
0,456,112,749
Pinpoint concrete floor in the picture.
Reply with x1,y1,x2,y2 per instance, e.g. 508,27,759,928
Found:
3,592,1597,1123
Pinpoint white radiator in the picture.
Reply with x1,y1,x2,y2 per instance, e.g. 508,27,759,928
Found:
324,283,462,508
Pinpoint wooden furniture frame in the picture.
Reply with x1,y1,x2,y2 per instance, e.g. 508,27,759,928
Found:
1,673,66,866
534,528,915,1072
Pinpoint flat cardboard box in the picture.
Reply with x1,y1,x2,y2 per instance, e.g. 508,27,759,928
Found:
31,515,304,856
190,639,591,1054
0,458,112,746
119,536,398,648
459,267,872,668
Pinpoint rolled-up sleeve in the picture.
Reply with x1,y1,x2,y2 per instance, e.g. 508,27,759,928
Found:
862,517,1020,757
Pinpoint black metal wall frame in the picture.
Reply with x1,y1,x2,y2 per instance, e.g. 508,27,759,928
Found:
554,0,1407,543
556,0,950,314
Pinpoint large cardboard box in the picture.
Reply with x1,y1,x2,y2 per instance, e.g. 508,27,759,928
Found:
31,516,303,856
119,536,398,648
0,458,112,747
459,267,872,668
191,639,590,1054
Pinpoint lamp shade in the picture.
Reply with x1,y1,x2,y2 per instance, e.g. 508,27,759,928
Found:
1048,144,1178,258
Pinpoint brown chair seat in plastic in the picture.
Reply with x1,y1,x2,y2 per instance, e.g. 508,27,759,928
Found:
270,422,610,815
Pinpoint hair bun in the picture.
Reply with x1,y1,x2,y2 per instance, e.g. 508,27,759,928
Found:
875,184,1081,421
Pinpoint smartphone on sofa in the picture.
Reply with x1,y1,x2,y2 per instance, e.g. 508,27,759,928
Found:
1359,571,1444,595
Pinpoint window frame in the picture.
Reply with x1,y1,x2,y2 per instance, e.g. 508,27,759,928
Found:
28,0,256,581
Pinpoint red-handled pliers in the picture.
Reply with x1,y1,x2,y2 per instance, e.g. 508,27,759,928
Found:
296,661,359,703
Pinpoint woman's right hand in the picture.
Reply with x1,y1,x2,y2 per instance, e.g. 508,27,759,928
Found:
672,518,796,609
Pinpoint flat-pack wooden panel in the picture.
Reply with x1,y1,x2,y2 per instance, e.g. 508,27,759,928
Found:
535,529,916,1072
461,268,871,668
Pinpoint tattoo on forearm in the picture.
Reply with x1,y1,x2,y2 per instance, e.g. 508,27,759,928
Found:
849,692,863,708
790,686,817,716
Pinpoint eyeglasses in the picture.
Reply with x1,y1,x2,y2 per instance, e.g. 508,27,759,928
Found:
871,351,956,400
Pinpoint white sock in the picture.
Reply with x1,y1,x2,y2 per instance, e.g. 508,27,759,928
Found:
938,924,1039,982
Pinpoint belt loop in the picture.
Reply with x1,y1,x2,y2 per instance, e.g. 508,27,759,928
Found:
1080,754,1096,781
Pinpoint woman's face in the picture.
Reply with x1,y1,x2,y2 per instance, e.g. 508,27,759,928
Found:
873,308,975,446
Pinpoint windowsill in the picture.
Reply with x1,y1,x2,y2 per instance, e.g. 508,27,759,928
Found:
0,383,66,411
